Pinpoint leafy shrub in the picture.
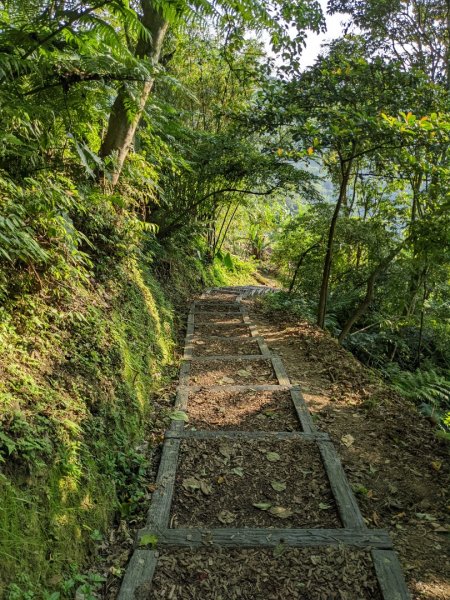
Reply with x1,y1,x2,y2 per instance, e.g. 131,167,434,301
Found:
260,291,316,321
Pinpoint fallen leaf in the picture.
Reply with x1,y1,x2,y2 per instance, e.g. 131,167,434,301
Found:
253,502,272,511
269,506,294,519
218,510,236,524
232,467,244,477
273,543,285,558
270,480,286,492
341,434,355,447
200,481,213,495
432,524,450,533
431,460,442,471
237,369,251,378
266,452,281,462
318,502,332,510
182,477,201,491
169,410,189,422
219,376,235,384
415,513,436,521
219,444,232,459
139,533,158,548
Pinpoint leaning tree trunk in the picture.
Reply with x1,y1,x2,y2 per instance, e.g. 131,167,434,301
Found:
288,241,321,293
99,1,169,185
337,243,405,344
317,156,353,328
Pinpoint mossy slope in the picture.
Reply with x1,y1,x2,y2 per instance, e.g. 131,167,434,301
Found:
0,259,175,597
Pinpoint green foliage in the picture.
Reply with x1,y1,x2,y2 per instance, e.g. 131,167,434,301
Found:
1,0,449,593
389,368,450,433
260,291,316,322
0,261,176,597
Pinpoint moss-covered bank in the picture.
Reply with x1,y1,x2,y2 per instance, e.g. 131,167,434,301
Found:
0,258,176,597
0,250,257,599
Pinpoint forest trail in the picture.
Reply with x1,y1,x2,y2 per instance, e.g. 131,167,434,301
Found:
116,286,412,600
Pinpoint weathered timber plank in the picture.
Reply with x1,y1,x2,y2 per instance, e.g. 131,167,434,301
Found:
145,438,180,529
240,314,261,339
237,305,271,355
194,320,248,328
195,300,240,313
178,360,191,385
290,387,315,433
372,549,411,600
318,440,366,529
182,384,292,392
165,430,328,441
137,528,392,549
117,549,158,600
195,299,240,305
203,289,238,296
270,354,291,385
256,336,271,357
174,387,189,411
170,388,189,433
186,308,195,336
183,339,194,360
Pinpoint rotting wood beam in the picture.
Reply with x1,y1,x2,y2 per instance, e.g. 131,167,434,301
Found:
144,437,180,529
117,549,158,600
136,527,393,549
318,439,366,530
371,549,411,600
290,386,315,433
165,430,329,441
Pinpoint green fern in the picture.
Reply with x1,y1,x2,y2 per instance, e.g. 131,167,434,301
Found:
392,369,450,405
392,369,450,431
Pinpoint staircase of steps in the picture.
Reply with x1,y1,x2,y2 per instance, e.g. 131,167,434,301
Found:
117,286,410,600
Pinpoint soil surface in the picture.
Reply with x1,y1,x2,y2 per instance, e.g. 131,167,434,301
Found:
201,293,240,302
194,313,243,324
148,546,382,599
249,300,450,600
196,304,242,313
170,438,340,528
186,389,301,431
189,358,276,386
194,322,251,337
191,337,261,356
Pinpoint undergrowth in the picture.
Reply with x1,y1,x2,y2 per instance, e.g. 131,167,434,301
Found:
0,258,176,597
259,290,450,439
0,229,258,598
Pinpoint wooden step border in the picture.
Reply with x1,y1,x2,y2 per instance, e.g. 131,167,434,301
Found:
117,287,411,600
137,527,393,550
165,430,329,441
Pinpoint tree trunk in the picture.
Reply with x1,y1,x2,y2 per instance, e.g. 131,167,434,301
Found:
338,244,404,344
99,1,169,185
217,204,239,256
288,241,321,293
317,157,353,328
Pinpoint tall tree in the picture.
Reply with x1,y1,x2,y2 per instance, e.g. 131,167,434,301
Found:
98,0,324,185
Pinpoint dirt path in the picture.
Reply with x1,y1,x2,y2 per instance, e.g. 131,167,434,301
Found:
115,286,424,599
248,302,450,600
